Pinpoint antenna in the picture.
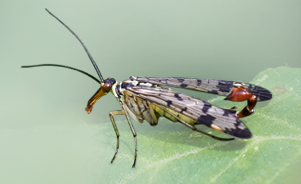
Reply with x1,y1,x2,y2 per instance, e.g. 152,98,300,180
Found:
22,64,100,83
45,8,104,81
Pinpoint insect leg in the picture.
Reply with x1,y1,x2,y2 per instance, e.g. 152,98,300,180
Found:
109,110,125,164
121,104,138,168
225,85,257,118
153,104,234,141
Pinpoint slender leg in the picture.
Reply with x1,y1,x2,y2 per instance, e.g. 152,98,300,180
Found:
153,104,234,141
109,110,125,164
121,104,138,168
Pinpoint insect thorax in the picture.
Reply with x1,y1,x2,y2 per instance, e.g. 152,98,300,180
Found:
112,78,155,100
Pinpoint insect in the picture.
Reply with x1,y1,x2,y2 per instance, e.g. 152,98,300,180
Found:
22,9,273,168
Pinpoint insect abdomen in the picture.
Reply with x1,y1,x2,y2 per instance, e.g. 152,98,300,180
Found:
153,105,196,125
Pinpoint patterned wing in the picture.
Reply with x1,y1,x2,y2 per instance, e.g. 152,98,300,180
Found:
125,85,252,139
130,76,272,101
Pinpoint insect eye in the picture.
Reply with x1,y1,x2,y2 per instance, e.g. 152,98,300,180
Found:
102,82,113,92
101,78,116,92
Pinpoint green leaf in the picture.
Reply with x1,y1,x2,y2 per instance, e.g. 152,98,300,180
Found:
92,67,301,183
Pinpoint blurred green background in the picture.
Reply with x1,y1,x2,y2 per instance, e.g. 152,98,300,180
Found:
1,0,301,183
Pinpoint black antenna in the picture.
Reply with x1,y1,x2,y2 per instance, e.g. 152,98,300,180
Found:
22,64,100,83
45,8,104,82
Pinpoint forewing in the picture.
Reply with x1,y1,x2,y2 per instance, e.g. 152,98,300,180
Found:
130,76,272,101
126,85,252,139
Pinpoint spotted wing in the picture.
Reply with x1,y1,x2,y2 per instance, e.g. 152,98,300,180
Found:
125,85,252,139
130,76,272,101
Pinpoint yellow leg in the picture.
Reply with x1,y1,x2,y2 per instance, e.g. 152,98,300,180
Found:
109,110,125,164
121,104,138,168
